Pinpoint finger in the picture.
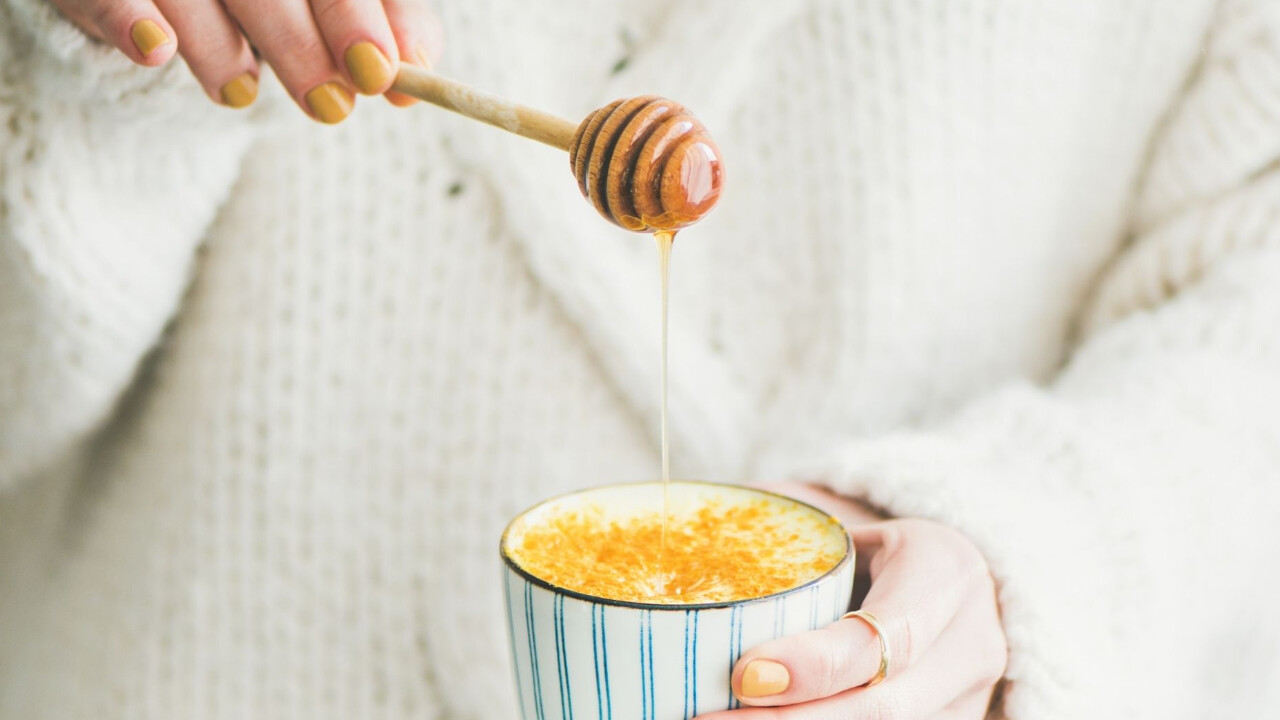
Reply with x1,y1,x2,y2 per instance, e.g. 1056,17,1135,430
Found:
223,0,355,123
384,0,444,65
694,672,975,720
153,0,259,107
698,601,1006,720
311,0,398,95
729,520,974,706
70,0,178,66
48,0,107,40
382,49,428,107
698,669,936,720
381,0,444,106
852,519,987,624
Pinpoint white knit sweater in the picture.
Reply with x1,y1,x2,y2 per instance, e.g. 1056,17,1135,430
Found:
3,0,1280,717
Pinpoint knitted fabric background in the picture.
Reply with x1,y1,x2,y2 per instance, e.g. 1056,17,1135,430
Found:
2,0,1279,718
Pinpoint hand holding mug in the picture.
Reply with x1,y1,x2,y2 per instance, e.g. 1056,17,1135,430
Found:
702,485,1007,720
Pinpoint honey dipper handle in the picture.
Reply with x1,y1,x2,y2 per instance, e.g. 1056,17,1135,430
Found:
391,65,577,151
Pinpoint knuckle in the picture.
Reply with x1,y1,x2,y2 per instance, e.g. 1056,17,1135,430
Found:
264,24,325,58
922,520,994,594
311,0,361,28
869,522,908,574
179,30,246,66
252,24,332,80
878,520,911,550
955,538,991,578
955,550,993,598
818,633,855,695
892,615,915,670
90,0,138,34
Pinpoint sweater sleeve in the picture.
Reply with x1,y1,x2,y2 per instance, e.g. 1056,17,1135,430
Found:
806,4,1280,719
0,0,263,487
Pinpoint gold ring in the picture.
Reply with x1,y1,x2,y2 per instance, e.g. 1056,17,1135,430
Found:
841,610,890,687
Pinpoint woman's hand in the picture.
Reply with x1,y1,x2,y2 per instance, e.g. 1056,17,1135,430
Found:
701,484,1007,720
47,0,445,120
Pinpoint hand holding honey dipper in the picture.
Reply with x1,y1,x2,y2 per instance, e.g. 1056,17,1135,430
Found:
45,0,447,119
46,0,722,230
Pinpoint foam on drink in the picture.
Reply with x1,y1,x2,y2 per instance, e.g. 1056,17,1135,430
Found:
503,483,848,605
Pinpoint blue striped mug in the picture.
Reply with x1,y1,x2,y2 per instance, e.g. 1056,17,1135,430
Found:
500,481,855,720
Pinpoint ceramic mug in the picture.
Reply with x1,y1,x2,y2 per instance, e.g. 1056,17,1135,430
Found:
500,481,855,720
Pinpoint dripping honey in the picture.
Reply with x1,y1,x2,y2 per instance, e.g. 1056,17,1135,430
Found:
656,230,674,558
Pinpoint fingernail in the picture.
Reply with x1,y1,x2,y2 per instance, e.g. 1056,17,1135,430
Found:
344,41,393,94
130,19,170,57
305,82,355,124
740,660,790,698
220,73,258,109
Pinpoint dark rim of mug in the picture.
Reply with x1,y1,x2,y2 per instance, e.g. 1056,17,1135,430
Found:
498,479,855,611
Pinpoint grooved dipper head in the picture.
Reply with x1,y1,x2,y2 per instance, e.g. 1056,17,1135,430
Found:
569,96,724,232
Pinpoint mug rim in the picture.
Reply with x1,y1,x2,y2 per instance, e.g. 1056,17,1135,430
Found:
499,480,854,611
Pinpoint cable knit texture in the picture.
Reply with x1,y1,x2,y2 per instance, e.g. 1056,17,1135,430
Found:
2,0,1279,718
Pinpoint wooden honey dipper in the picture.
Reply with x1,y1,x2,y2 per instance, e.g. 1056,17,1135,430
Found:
392,66,724,232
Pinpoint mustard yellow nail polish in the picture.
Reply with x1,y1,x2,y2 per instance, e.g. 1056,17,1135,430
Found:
130,19,170,57
220,73,258,109
305,82,355,124
740,660,790,698
344,41,393,94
